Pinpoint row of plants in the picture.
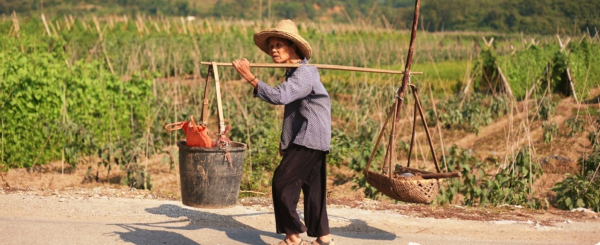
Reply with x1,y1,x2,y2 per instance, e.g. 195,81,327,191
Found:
472,38,600,100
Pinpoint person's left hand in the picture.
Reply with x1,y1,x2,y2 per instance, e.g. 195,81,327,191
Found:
232,58,255,82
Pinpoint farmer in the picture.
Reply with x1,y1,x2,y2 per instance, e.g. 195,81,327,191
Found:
232,19,335,245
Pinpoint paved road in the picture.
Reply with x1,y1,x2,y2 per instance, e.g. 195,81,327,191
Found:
1,192,599,245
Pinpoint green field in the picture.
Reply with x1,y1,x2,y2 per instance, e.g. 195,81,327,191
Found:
2,15,600,210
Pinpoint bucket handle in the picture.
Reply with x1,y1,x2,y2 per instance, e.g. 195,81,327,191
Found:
164,121,186,131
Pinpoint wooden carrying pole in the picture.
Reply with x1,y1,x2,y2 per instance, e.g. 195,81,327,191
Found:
199,63,226,136
199,62,422,75
384,0,421,178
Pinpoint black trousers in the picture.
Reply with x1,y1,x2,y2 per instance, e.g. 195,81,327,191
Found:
272,144,330,237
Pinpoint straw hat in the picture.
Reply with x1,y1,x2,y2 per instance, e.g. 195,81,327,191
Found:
254,19,312,60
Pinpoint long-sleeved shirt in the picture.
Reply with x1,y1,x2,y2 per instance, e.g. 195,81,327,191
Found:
255,59,331,152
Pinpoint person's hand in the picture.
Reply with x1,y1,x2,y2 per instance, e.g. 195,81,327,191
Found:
232,58,255,82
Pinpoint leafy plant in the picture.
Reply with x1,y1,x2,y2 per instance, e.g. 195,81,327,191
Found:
589,131,600,149
536,97,557,121
436,145,488,206
565,117,585,137
577,150,600,175
552,150,600,212
542,121,559,143
552,173,599,212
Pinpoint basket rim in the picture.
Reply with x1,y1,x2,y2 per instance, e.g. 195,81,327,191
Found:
364,170,442,183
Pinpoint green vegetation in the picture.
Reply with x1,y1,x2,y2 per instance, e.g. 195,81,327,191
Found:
552,151,600,212
425,94,509,134
436,146,543,208
1,14,599,212
542,121,559,143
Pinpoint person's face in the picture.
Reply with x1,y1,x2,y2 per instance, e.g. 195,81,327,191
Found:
268,37,296,63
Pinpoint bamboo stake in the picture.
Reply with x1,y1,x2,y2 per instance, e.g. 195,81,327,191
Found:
41,14,52,37
199,62,422,75
180,17,188,35
110,15,116,30
497,65,515,100
428,84,448,172
11,11,20,38
102,42,115,74
566,67,579,103
81,19,88,31
63,15,71,31
93,15,102,40
153,21,161,32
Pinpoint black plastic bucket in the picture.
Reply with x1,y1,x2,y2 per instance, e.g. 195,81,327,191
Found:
177,141,246,208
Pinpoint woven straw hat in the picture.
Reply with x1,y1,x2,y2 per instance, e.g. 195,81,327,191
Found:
254,19,312,60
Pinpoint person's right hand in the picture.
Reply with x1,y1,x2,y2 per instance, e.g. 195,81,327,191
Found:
232,58,255,81
232,58,258,89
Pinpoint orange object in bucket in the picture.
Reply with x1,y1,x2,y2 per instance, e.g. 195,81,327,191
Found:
165,115,213,147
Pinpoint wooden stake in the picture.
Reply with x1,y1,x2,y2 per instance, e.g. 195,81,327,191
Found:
180,17,188,35
93,15,102,40
102,42,115,74
63,15,71,31
11,11,20,38
41,14,52,37
497,65,515,100
153,21,161,32
566,67,579,103
48,18,59,37
482,36,494,47
81,19,88,31
429,84,448,172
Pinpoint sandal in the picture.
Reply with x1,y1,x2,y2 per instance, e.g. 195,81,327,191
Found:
271,239,311,245
313,237,335,245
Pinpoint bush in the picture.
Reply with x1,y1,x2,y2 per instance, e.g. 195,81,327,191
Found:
552,151,600,212
552,173,599,212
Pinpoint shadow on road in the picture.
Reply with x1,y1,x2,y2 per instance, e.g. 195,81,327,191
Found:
329,217,396,240
114,223,200,245
111,204,396,244
110,204,280,244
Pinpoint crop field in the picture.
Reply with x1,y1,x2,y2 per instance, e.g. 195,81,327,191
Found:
1,14,600,211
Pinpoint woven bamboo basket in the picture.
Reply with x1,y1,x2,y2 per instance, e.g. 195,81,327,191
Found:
365,169,441,204
362,84,460,204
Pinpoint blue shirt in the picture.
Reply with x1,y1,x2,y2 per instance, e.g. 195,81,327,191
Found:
255,59,331,152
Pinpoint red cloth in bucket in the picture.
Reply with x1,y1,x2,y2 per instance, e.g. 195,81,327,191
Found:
164,116,213,147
